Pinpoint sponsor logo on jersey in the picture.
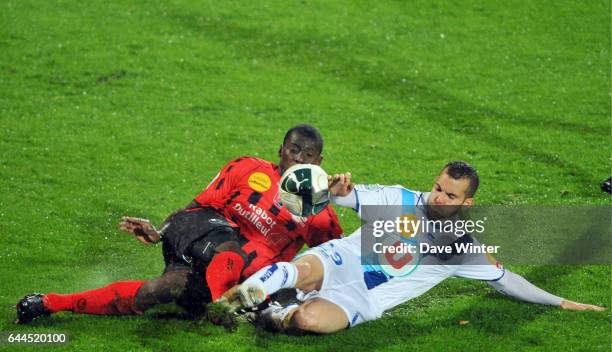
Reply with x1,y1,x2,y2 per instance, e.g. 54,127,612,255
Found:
248,172,272,192
377,237,421,278
233,202,277,236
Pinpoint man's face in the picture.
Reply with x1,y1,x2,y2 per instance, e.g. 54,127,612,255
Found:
426,169,473,219
277,132,323,175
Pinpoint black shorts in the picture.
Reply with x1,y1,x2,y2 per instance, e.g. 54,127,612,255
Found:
160,207,238,273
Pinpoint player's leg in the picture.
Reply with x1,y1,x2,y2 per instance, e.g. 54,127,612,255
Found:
17,279,148,324
134,243,247,314
17,247,240,324
15,208,241,324
221,254,324,309
17,267,193,324
293,254,325,291
16,257,186,324
255,298,348,335
137,206,246,314
133,269,189,311
138,233,248,316
165,207,248,302
288,298,349,334
16,213,194,323
251,254,324,294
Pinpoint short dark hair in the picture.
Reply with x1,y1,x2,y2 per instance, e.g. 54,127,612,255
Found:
283,124,324,153
441,161,479,198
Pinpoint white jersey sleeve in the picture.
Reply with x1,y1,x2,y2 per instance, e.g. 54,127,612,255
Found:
330,190,358,210
353,184,423,218
452,236,505,281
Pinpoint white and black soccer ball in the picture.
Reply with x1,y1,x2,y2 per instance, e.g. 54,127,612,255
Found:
279,164,330,217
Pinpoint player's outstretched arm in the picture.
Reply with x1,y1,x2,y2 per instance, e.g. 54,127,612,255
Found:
119,200,200,244
559,299,606,311
488,270,605,311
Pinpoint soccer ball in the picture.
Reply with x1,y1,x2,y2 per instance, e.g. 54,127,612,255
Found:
279,164,330,217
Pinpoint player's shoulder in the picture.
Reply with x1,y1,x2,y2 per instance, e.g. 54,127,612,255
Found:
355,184,423,206
355,184,404,191
226,156,276,171
355,184,420,195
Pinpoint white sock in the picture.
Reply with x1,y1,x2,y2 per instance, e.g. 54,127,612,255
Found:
243,262,298,296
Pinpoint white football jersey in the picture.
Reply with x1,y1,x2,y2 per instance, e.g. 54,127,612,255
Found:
334,184,504,314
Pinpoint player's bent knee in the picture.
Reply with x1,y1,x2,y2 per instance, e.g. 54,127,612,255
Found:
291,299,349,334
293,255,324,291
295,262,311,281
291,309,320,332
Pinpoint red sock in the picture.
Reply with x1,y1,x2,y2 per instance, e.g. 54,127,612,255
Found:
44,281,145,315
206,252,245,301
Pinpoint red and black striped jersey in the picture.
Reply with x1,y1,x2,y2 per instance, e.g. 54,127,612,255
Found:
194,157,343,277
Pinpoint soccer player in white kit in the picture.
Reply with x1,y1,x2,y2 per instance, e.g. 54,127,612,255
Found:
222,161,605,334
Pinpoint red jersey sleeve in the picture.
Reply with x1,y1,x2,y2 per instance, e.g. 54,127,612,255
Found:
302,206,343,247
194,157,255,207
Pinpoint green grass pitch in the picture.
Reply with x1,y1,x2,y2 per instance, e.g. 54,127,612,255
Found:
0,0,610,351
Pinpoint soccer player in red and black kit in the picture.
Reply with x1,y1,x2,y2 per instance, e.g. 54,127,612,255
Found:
16,124,343,324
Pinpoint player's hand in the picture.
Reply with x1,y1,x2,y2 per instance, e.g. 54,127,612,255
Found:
119,216,161,244
217,285,242,313
217,283,267,313
328,172,355,197
560,299,606,311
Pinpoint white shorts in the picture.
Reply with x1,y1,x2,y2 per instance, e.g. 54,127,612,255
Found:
295,239,382,327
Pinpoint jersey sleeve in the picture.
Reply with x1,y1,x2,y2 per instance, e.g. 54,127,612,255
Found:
353,184,418,222
331,190,358,210
354,185,403,209
452,236,505,281
487,270,563,306
302,206,343,247
194,157,253,206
